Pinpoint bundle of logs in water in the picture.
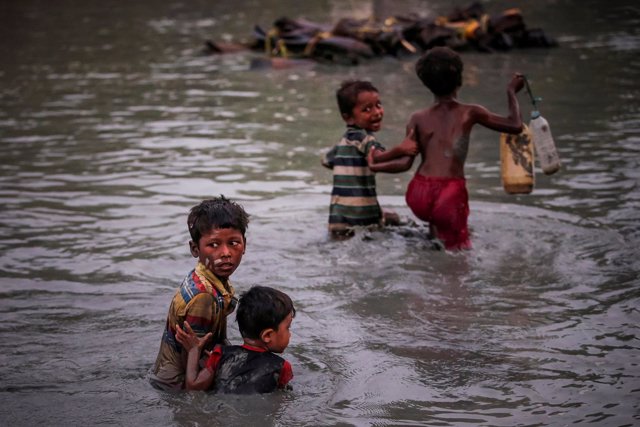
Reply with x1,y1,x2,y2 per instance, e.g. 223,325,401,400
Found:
204,2,557,65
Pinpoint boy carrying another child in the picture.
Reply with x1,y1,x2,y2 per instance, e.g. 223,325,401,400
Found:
175,286,295,394
150,196,249,390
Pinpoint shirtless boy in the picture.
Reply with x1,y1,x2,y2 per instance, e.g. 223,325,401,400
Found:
369,47,525,250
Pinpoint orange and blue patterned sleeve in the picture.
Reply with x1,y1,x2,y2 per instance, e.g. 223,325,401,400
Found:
184,293,216,337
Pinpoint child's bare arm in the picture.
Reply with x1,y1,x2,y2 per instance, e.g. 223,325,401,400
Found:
183,346,215,390
473,73,525,134
369,128,417,164
368,155,414,173
368,128,417,173
175,321,215,390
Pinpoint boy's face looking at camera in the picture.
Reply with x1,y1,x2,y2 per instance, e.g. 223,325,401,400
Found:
187,197,249,280
189,227,245,280
343,90,384,132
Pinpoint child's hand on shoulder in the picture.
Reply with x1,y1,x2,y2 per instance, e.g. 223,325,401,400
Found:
175,321,212,351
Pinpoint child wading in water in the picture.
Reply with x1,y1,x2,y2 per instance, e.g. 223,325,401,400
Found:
176,286,295,394
370,47,525,250
322,80,417,238
150,196,249,390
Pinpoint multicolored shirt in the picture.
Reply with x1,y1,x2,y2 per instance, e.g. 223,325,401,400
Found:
322,125,385,232
150,262,236,390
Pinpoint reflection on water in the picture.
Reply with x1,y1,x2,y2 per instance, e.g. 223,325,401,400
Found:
1,0,639,425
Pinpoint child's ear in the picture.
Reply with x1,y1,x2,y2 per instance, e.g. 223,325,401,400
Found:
189,240,199,258
260,328,275,344
342,112,354,125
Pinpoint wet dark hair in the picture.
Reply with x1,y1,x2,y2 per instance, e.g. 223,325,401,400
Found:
415,47,463,96
336,80,379,117
236,286,295,339
187,196,249,243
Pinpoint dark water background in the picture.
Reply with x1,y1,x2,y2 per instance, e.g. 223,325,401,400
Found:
1,0,639,425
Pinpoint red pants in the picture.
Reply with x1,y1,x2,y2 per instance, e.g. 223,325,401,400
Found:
405,174,471,250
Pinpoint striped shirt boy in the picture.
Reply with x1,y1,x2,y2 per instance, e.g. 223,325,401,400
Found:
323,125,386,233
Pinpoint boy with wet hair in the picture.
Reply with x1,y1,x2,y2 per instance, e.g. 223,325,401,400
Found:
369,46,525,250
322,79,417,237
175,286,296,394
150,196,249,390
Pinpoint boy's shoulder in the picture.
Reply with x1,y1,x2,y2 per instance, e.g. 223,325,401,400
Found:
342,126,370,141
221,345,286,364
409,102,482,123
177,268,221,302
407,107,432,124
218,345,286,370
341,126,378,148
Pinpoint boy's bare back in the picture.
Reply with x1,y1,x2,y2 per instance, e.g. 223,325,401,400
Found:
408,74,524,179
408,100,475,178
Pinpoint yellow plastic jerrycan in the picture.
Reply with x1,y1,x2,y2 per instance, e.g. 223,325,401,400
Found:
500,124,535,194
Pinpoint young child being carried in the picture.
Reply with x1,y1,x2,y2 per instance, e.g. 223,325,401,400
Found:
150,196,249,390
369,47,525,250
322,80,418,238
175,286,295,394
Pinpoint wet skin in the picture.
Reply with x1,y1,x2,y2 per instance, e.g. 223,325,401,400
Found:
189,227,245,281
408,74,525,178
265,312,294,354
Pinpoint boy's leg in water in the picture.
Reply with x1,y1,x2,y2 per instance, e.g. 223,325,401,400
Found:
430,180,471,250
405,175,442,247
427,223,445,250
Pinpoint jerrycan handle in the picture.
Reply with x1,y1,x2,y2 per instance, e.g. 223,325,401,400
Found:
523,75,543,117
